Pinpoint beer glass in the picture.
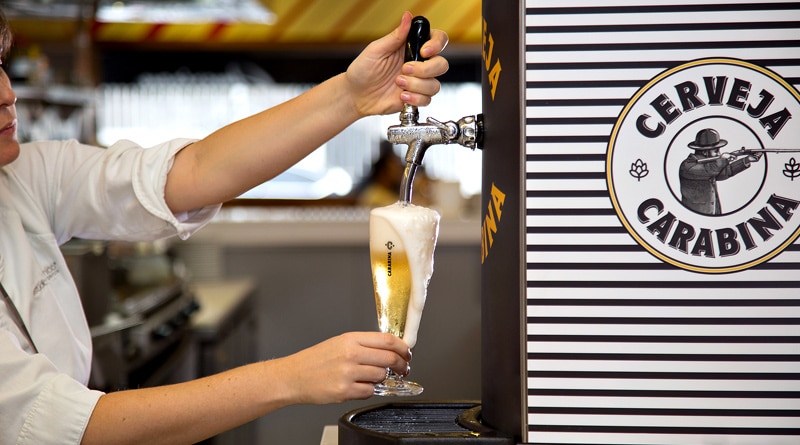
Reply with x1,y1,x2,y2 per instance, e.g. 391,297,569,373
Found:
369,202,439,396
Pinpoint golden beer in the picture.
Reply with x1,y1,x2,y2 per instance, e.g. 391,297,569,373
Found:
371,240,412,339
369,202,439,350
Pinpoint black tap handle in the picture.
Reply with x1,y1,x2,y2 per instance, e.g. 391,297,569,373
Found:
405,16,430,63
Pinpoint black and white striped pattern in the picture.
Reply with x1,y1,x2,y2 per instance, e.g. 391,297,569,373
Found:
524,1,800,444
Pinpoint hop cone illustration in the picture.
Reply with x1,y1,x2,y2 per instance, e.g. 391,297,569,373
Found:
630,159,649,181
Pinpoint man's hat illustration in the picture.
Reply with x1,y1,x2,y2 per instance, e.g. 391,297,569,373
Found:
688,128,728,151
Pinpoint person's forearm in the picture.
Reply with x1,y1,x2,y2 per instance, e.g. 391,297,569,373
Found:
81,361,290,445
165,73,360,213
80,331,410,444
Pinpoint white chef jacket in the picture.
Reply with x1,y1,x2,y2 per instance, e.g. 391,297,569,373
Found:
0,138,220,444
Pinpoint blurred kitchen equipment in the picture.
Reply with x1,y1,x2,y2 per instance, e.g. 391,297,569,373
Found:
62,240,200,391
62,239,112,328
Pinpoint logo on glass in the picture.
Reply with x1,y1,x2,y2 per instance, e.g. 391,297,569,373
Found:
385,241,394,276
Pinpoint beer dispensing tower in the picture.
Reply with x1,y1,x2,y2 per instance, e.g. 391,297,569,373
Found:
390,16,483,205
338,15,506,445
344,2,800,444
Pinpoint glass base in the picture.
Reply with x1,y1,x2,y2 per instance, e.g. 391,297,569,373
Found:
373,375,423,397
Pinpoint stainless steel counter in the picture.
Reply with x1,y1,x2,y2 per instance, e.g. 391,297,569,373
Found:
190,278,257,339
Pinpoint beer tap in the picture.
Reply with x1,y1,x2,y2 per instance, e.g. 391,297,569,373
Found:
389,16,484,205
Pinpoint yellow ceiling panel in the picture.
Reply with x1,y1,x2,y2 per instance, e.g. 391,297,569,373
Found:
270,0,481,44
7,19,78,44
215,24,273,43
339,3,415,41
10,0,481,46
156,23,220,42
272,1,359,42
93,22,160,43
337,1,479,43
312,0,391,43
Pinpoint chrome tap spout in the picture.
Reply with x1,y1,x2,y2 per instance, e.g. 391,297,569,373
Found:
388,113,484,204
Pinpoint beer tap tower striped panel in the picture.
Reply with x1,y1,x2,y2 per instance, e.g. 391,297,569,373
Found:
480,1,800,444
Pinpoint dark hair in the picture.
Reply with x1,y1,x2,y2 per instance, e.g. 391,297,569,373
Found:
0,9,12,62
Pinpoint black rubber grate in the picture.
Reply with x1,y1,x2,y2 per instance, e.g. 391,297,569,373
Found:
351,406,472,434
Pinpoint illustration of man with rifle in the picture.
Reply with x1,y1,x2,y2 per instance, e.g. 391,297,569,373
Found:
679,128,800,215
678,128,762,215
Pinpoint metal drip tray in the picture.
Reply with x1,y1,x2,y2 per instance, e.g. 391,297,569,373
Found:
339,401,513,444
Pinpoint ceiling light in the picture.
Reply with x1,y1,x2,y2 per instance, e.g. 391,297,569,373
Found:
95,0,276,24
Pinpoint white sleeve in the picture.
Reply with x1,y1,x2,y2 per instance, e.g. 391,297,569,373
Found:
0,330,103,445
19,139,220,244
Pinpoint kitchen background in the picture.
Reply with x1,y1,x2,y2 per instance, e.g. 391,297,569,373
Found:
5,1,484,443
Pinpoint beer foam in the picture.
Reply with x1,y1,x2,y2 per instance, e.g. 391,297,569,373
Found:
370,202,440,348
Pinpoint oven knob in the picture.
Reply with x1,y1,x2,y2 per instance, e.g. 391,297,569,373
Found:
181,299,201,317
170,313,188,328
151,323,174,339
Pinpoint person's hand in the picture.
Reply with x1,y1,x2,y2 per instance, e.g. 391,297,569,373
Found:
344,11,449,118
272,332,412,405
747,151,763,163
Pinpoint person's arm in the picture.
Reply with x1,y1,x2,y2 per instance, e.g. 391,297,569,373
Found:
164,12,449,214
81,332,410,445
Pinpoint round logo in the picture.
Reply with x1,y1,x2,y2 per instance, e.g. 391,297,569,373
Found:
608,58,800,273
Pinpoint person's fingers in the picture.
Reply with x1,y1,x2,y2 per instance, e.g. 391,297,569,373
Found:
349,332,412,361
421,29,450,59
365,15,448,70
397,75,442,98
391,362,412,377
404,55,450,78
340,332,412,378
